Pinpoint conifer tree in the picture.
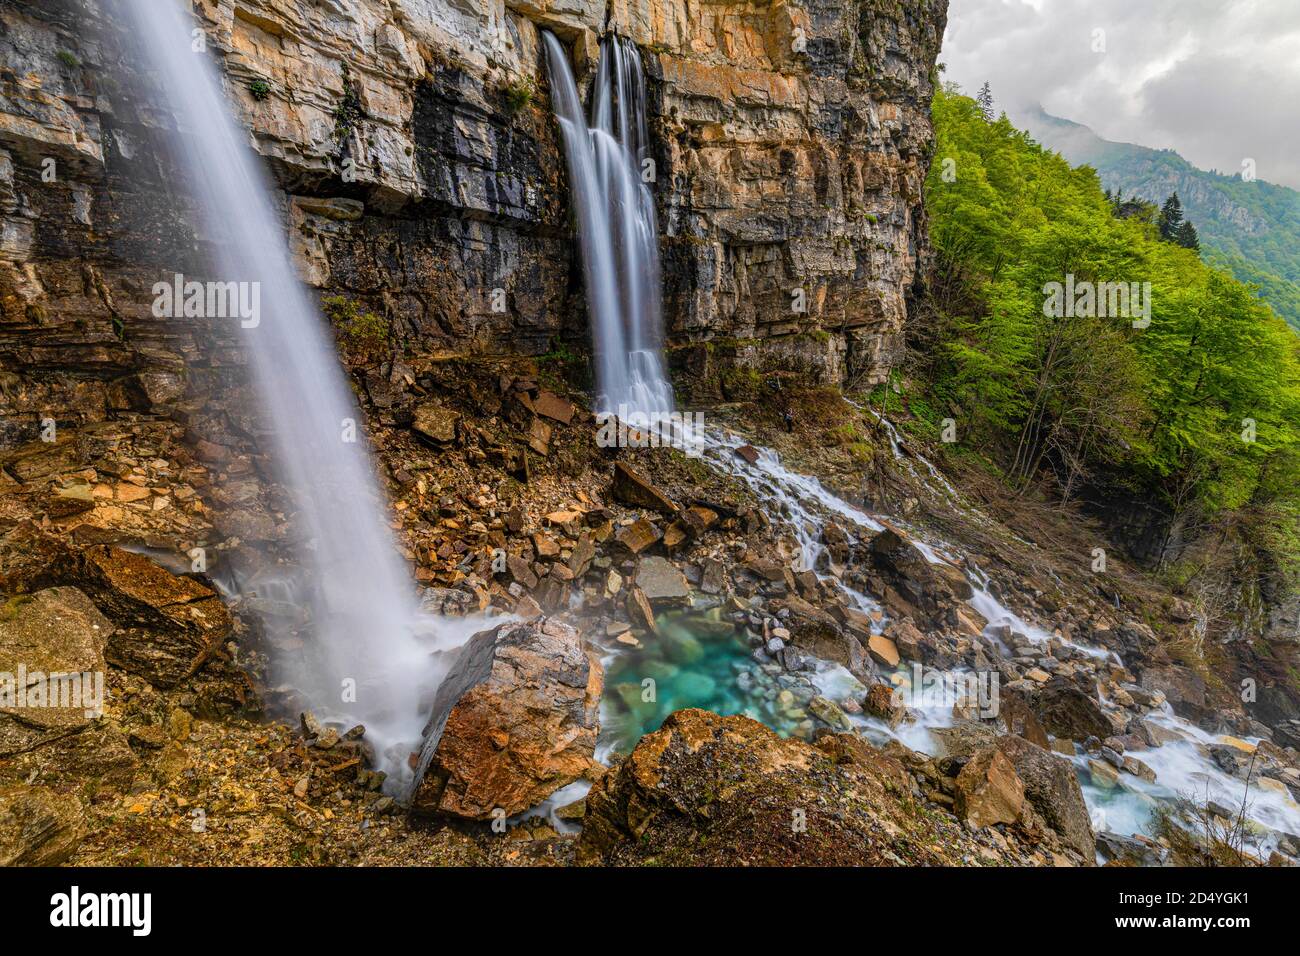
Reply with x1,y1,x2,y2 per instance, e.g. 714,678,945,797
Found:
976,82,995,122
1159,192,1185,242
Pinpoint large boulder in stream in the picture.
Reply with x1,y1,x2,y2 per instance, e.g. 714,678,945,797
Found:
407,618,603,820
1011,677,1111,742
864,527,972,628
935,720,1096,861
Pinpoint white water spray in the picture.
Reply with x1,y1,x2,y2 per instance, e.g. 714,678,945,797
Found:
125,0,486,787
543,32,674,418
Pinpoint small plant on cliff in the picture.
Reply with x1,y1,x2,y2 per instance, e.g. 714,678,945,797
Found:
503,77,535,115
333,68,364,140
248,79,272,101
322,296,390,364
57,50,79,69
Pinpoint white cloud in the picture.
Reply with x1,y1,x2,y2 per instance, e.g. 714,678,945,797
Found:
941,0,1300,188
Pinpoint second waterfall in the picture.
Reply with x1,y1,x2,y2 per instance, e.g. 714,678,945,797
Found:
543,32,675,419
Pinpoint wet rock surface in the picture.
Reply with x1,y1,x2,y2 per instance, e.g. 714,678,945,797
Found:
409,618,603,820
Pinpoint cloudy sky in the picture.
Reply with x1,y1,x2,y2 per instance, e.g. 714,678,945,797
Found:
941,0,1300,189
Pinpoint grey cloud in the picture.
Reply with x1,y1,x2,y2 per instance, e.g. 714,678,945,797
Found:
942,0,1300,188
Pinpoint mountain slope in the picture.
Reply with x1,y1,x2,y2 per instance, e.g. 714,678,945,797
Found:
1020,107,1300,330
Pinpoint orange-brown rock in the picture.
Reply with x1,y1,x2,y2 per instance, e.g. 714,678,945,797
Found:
79,546,232,687
408,618,603,820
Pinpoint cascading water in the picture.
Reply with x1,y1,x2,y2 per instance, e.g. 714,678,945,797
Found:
124,0,486,788
543,31,674,418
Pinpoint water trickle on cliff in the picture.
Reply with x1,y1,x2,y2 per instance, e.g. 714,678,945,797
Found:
543,32,674,418
127,0,483,789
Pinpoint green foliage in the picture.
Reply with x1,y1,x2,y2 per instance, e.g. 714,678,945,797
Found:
322,296,389,363
248,79,272,101
1026,107,1300,330
57,50,79,69
503,77,535,115
333,69,363,140
924,87,1300,581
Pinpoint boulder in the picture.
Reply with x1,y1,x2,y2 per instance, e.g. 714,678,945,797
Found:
863,682,909,727
1014,677,1111,742
953,748,1025,828
635,556,690,605
0,786,83,865
408,618,603,819
936,721,1095,860
1097,830,1168,867
614,518,661,555
865,528,973,627
611,461,677,515
411,402,459,443
80,546,232,687
1139,664,1209,722
0,587,111,756
996,735,1096,860
577,709,1020,866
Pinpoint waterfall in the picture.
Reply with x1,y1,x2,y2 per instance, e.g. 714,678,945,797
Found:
123,0,468,788
543,32,674,419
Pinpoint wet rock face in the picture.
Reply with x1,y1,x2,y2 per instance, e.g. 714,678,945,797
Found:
408,617,603,820
0,0,948,428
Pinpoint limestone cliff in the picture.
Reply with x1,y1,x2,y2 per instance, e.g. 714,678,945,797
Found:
0,0,946,431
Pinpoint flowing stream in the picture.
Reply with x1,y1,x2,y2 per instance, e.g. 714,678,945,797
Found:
543,32,1300,858
126,0,496,788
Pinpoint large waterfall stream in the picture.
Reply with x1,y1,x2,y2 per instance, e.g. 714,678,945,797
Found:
543,32,674,418
128,0,496,788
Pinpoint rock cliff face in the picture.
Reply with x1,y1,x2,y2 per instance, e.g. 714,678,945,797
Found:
0,0,947,434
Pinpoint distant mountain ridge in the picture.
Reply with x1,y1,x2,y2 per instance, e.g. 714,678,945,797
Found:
1019,106,1300,330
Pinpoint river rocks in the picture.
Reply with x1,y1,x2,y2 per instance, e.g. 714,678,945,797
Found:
577,709,1016,866
953,748,1025,829
867,634,901,669
0,785,83,865
1097,831,1169,867
635,556,690,605
863,682,909,727
80,545,232,687
808,695,853,731
412,403,460,444
1123,755,1157,783
408,618,603,819
625,587,659,635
